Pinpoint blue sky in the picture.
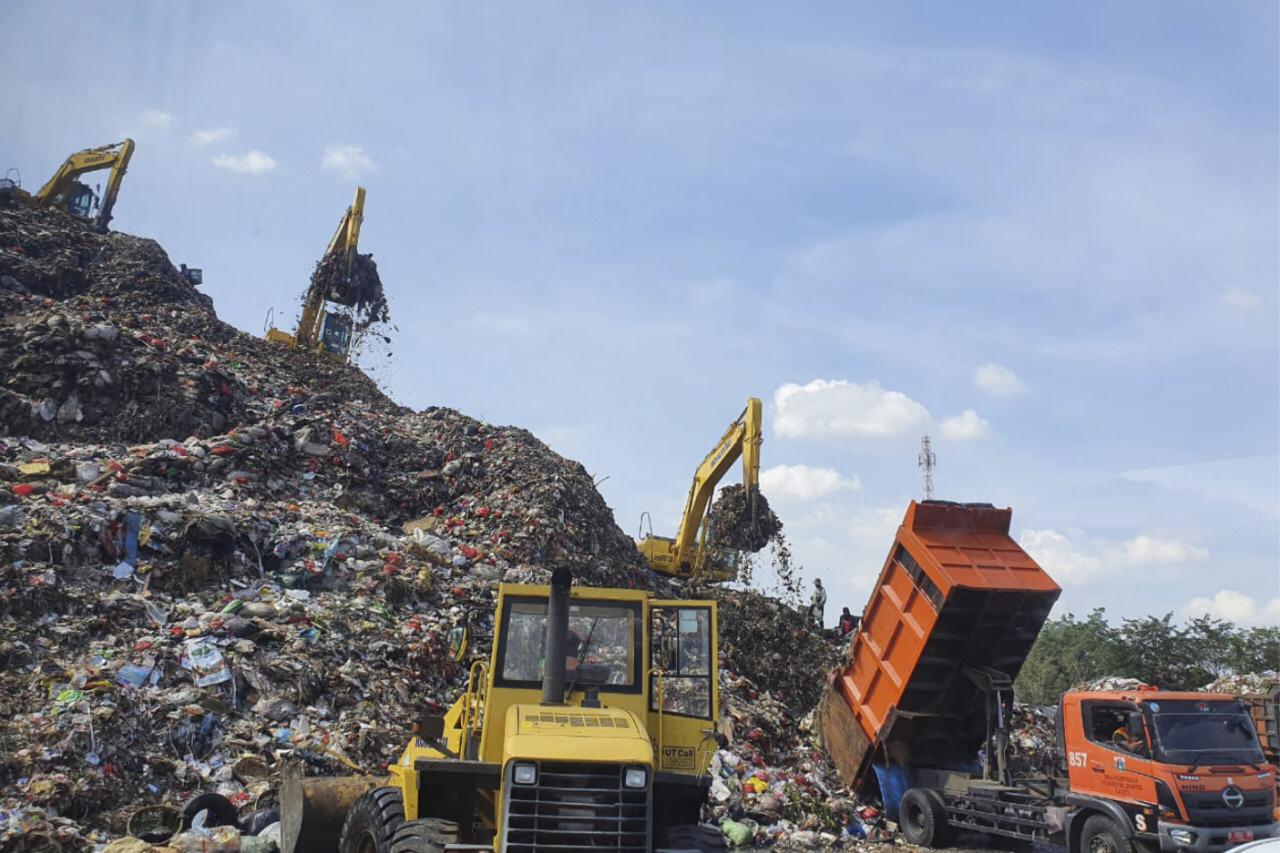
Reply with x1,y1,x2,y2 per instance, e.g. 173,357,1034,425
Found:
6,1,1277,625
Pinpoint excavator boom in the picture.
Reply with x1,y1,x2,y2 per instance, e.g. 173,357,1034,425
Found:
637,397,762,580
31,139,134,232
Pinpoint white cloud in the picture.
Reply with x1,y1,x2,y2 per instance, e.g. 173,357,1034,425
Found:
973,363,1026,397
774,379,929,441
1222,288,1263,309
1123,534,1208,565
322,144,377,180
190,127,235,147
212,150,277,175
137,109,173,131
938,409,992,442
760,464,860,500
1020,528,1209,585
1020,529,1105,583
1186,590,1280,627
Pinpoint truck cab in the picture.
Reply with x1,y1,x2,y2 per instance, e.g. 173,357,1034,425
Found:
323,570,723,852
1062,690,1278,853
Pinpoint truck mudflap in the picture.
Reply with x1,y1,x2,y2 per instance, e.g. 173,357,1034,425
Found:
1155,819,1280,853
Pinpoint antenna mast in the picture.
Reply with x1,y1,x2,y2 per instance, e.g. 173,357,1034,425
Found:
918,434,936,500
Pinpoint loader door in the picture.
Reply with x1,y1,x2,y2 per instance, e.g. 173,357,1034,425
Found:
647,602,718,776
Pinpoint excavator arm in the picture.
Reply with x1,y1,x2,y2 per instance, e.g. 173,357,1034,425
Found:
276,187,366,351
637,397,762,580
32,139,134,232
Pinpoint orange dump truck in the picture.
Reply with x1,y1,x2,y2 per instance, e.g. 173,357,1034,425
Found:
818,500,1278,853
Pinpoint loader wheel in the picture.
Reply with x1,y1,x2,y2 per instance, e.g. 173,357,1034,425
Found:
899,788,955,848
1082,815,1134,853
662,823,728,851
339,786,406,853
390,817,460,852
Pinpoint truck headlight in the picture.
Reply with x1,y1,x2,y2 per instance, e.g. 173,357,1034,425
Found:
513,763,537,785
624,767,647,789
1169,828,1196,846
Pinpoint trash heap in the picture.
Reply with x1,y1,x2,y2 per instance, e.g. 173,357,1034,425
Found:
0,205,653,848
709,484,782,553
706,589,875,848
1202,672,1279,695
1006,704,1059,778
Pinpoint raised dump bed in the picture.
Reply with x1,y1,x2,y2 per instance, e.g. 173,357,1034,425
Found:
818,500,1060,790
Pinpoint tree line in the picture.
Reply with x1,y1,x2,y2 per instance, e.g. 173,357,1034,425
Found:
1014,609,1280,704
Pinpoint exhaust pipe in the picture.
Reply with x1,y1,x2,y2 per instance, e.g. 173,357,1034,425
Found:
541,566,572,705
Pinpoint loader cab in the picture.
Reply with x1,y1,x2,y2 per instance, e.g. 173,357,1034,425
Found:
386,581,720,850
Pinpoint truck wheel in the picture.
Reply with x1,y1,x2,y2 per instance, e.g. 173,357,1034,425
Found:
339,787,406,853
1081,815,1134,853
662,824,728,851
899,789,955,848
390,818,460,853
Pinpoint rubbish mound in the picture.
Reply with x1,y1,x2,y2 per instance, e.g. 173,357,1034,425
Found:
715,587,843,714
0,204,656,846
1007,703,1060,778
307,251,389,332
709,484,782,552
1074,676,1152,692
1202,672,1279,695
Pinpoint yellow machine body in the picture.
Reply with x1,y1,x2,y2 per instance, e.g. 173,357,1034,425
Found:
378,583,720,849
12,139,135,232
636,397,763,582
267,187,366,356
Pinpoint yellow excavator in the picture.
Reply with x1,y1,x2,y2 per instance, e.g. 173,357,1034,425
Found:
266,186,366,358
0,139,135,232
635,397,762,582
281,571,727,852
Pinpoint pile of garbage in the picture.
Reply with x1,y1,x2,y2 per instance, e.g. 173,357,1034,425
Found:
715,587,842,714
1006,704,1059,778
706,671,885,848
709,484,782,553
1202,672,1279,695
0,205,657,847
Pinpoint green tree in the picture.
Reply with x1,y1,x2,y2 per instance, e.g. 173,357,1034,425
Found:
1015,609,1121,703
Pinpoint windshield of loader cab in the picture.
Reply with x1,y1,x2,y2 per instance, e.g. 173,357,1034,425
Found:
1146,699,1265,765
496,597,640,691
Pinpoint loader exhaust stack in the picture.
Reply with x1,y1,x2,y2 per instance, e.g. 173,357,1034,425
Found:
541,565,572,705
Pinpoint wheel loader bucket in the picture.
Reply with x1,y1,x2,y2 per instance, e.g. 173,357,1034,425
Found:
279,775,378,853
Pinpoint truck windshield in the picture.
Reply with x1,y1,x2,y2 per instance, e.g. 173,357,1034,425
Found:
1147,700,1265,765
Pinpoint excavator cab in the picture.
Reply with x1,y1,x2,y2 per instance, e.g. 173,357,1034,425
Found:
64,182,99,221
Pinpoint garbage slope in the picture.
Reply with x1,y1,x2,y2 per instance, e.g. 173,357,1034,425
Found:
0,205,652,842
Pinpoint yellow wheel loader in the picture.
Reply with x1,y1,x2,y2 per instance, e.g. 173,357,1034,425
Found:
281,569,727,852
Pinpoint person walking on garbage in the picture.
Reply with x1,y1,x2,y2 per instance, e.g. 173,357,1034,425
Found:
838,606,858,638
808,578,827,629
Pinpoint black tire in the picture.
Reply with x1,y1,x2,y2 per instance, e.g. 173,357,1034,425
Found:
390,817,461,853
662,823,728,851
339,787,406,853
1081,814,1134,853
899,788,955,848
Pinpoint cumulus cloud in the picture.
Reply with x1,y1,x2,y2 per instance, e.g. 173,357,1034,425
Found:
212,151,277,175
322,144,377,179
1020,528,1209,584
1186,590,1280,627
760,464,860,500
1222,288,1263,309
1123,534,1208,565
137,109,173,131
973,363,1026,397
774,379,929,441
938,409,992,441
190,127,235,147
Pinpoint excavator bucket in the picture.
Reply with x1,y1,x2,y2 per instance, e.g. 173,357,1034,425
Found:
279,775,377,853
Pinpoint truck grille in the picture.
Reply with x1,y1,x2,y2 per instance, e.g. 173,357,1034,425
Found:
1182,789,1275,827
504,761,650,852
